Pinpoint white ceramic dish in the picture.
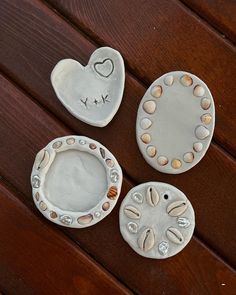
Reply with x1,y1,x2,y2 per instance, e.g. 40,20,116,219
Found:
136,71,215,174
119,182,195,259
31,136,122,228
51,47,125,127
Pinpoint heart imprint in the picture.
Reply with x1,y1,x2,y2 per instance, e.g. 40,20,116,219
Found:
94,58,114,78
51,47,125,127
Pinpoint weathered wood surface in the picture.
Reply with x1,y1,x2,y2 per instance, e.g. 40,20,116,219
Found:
0,73,235,294
0,0,236,293
0,181,132,295
181,0,236,43
1,0,236,266
47,0,236,156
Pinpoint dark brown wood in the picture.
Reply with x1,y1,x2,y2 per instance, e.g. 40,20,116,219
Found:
0,72,236,295
0,181,131,295
181,0,236,43
0,0,236,266
46,0,236,157
1,0,236,293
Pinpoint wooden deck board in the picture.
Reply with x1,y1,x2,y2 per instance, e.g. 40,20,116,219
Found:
47,0,236,156
0,181,131,295
0,72,236,295
0,0,236,266
181,0,236,43
0,0,236,293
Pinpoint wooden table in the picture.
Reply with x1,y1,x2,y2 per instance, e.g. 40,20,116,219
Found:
0,1,236,294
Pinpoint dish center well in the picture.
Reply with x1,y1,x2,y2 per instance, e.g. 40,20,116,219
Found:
152,86,199,155
44,149,107,212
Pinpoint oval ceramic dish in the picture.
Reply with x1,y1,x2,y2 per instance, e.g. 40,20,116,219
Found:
119,182,195,259
136,71,215,174
31,136,123,228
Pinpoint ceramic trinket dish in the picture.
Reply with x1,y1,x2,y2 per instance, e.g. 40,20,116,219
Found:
31,136,122,228
119,182,195,259
51,47,125,127
136,71,215,174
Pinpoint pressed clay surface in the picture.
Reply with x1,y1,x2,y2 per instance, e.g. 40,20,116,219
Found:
31,136,123,228
136,71,215,174
119,182,195,259
51,47,125,127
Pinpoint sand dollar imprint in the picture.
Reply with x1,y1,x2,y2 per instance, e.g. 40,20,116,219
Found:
136,71,215,174
31,135,123,228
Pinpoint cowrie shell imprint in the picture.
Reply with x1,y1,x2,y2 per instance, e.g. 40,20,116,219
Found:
119,182,195,259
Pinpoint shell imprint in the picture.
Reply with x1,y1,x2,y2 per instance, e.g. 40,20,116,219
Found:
166,227,184,244
124,205,141,219
119,182,195,259
136,71,215,174
77,214,93,225
107,186,118,200
146,186,159,207
138,228,155,252
31,135,122,228
35,150,50,170
167,200,188,217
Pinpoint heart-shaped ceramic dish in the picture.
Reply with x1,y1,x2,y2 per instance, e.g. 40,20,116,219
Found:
31,136,123,228
51,47,125,127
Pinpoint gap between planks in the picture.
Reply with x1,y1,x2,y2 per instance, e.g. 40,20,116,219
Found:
179,0,236,46
42,0,236,160
0,179,133,295
1,0,236,159
1,0,236,266
1,73,236,294
1,70,235,273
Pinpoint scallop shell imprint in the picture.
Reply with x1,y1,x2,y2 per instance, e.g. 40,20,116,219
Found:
136,71,215,174
119,182,195,259
51,47,125,127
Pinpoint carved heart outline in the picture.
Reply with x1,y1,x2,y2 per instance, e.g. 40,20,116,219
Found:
51,47,125,127
94,58,114,78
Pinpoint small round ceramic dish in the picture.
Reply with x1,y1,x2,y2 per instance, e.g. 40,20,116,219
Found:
31,136,122,228
119,182,195,259
136,71,215,174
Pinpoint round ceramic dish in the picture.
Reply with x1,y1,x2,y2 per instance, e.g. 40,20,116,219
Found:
51,47,125,127
31,136,123,228
119,182,195,259
136,71,215,174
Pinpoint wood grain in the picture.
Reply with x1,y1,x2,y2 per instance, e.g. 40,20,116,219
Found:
46,0,236,156
0,0,236,266
181,0,236,43
0,74,236,294
0,181,131,295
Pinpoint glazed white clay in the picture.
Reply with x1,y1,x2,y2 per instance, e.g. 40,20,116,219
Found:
136,71,215,174
51,47,125,127
119,182,195,259
31,136,122,228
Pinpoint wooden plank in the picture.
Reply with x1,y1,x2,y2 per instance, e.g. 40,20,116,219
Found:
46,0,236,156
181,0,236,43
1,72,236,295
0,0,236,266
0,181,131,295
